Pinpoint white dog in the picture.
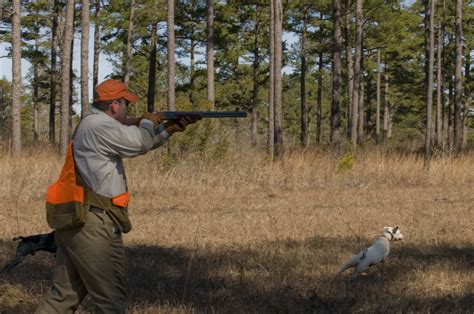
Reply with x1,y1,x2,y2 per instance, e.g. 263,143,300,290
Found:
335,226,403,278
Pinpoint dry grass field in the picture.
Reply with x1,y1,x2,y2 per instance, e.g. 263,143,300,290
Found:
0,143,473,313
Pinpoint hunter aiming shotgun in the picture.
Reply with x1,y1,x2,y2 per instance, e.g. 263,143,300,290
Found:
117,111,247,126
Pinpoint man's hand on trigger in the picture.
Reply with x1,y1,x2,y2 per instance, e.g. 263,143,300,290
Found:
141,112,162,128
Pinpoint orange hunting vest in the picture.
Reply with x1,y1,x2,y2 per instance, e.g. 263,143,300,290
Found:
46,142,131,232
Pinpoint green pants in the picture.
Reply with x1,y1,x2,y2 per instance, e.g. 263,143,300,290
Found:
36,209,126,314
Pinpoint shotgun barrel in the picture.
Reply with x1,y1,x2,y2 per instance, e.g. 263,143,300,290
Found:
155,111,247,120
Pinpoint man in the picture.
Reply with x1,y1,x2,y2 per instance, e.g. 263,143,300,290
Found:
36,80,198,313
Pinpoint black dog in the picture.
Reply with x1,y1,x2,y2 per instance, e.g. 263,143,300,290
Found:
3,231,57,271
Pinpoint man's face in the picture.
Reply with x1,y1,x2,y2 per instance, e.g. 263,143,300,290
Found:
111,98,128,120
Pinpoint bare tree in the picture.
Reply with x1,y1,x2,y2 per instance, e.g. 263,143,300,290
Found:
81,0,90,117
273,0,283,160
167,0,175,110
331,0,343,149
11,0,21,156
206,0,214,109
59,0,75,157
124,0,135,86
453,0,463,154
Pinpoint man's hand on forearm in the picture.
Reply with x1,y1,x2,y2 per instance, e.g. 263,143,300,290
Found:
165,115,202,134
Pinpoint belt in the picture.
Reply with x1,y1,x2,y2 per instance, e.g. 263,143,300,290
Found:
89,206,121,235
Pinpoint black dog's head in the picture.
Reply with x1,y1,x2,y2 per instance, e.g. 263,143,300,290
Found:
3,231,57,272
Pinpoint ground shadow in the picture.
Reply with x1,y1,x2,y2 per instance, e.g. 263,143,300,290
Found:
1,235,472,312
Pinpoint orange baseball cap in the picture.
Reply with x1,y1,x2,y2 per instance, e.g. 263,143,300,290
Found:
94,79,139,103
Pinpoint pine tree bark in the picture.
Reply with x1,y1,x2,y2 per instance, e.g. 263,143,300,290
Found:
49,0,60,144
33,36,39,141
376,49,381,142
273,0,283,160
147,22,158,113
383,71,390,139
11,0,22,156
59,0,75,157
424,0,435,169
251,6,261,147
206,0,215,109
350,0,362,147
344,0,354,139
316,51,323,145
267,0,275,158
124,0,135,86
300,7,308,147
81,0,90,117
453,0,463,154
461,45,470,149
167,0,175,110
435,5,444,147
93,0,101,89
331,0,343,149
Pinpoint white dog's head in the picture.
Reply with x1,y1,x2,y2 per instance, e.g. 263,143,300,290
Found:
383,226,403,241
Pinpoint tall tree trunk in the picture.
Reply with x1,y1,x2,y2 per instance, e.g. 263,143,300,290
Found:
251,6,260,147
447,78,454,148
60,0,75,157
376,49,381,142
383,71,390,140
49,0,60,144
331,0,343,149
273,0,283,160
69,23,75,134
206,0,215,109
461,47,470,149
350,0,362,147
435,5,444,147
93,0,100,89
300,7,308,147
167,0,175,110
316,51,323,145
147,22,158,113
81,0,90,117
267,0,275,158
33,36,39,141
11,0,22,156
124,0,135,85
424,0,435,169
344,0,353,139
453,0,463,154
190,20,196,109
358,77,364,143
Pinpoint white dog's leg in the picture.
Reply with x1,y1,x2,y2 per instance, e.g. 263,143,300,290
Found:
336,251,364,276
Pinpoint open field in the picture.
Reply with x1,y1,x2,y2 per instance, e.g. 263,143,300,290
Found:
0,145,473,313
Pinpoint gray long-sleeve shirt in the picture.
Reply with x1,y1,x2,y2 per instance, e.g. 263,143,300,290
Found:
73,107,169,198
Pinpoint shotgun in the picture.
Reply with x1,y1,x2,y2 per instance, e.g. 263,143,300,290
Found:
118,111,247,126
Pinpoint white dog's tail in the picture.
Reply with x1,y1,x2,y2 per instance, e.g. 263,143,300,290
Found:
334,250,365,276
